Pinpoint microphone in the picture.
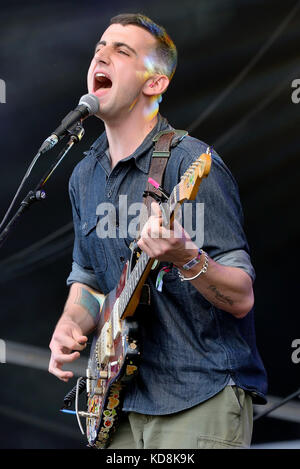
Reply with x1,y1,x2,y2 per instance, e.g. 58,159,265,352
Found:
38,93,99,154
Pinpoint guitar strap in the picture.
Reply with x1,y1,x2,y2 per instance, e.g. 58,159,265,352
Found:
139,128,188,305
143,129,188,215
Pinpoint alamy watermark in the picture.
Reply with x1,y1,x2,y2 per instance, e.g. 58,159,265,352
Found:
0,339,6,363
291,338,300,364
94,196,205,248
291,79,300,104
0,79,6,103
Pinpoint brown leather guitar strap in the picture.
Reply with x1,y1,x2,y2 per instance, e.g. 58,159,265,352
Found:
143,129,188,216
139,128,188,305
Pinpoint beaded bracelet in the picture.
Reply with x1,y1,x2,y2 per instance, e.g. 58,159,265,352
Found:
177,251,209,282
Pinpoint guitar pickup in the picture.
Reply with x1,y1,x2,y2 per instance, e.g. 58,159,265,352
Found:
112,298,122,340
99,321,114,363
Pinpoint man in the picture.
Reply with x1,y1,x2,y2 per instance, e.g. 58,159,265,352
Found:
48,13,267,449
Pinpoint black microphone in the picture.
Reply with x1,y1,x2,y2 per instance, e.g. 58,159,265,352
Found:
38,93,99,154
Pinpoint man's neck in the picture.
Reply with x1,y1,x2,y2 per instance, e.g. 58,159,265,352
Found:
104,111,158,168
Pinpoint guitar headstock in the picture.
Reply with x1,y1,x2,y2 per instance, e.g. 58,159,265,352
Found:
177,150,212,203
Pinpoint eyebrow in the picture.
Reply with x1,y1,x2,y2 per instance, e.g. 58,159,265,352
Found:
94,40,137,56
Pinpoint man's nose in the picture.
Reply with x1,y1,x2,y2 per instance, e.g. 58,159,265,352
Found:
95,47,111,64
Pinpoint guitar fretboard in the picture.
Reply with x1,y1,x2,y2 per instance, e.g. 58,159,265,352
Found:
117,250,152,319
117,186,179,319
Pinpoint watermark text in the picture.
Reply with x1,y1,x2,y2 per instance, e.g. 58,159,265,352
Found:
291,79,300,104
0,339,6,363
0,79,6,103
94,197,204,248
291,338,300,363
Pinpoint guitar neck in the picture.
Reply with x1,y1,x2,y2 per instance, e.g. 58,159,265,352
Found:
118,187,179,320
118,250,153,320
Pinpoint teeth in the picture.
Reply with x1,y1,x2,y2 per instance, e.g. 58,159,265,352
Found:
94,72,112,89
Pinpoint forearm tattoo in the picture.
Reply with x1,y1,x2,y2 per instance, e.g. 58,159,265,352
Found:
74,287,100,320
208,285,234,306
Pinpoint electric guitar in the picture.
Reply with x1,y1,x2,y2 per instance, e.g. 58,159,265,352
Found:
84,150,211,448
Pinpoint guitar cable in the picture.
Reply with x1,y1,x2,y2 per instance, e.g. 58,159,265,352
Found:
61,377,86,409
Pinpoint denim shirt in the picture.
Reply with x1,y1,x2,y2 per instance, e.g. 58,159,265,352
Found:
67,114,268,413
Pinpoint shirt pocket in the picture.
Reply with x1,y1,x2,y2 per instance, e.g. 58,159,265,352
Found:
81,215,108,274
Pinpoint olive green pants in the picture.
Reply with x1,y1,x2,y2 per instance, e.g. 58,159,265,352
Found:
108,386,253,449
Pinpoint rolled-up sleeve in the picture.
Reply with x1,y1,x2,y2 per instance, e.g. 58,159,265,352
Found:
214,249,256,282
66,261,101,290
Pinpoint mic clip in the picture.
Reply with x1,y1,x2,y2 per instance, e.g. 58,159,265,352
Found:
144,177,170,203
67,121,85,143
143,179,171,227
143,189,170,227
143,190,164,204
143,186,170,204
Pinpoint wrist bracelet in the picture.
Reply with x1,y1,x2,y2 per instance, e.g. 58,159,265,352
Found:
182,247,203,270
178,251,209,282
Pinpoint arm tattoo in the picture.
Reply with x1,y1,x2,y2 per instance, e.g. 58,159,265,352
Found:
208,285,234,306
74,287,100,320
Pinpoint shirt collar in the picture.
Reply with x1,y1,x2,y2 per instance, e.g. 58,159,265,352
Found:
89,114,172,174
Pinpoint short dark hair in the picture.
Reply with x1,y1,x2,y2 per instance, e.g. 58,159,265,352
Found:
110,13,177,80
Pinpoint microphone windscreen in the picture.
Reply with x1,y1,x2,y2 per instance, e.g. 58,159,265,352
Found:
79,93,99,115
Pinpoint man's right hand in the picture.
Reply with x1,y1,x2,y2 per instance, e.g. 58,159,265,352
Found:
48,319,88,382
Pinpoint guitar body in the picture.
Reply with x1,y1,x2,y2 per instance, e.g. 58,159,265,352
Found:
86,261,141,449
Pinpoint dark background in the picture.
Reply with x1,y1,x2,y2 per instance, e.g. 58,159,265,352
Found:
1,0,300,449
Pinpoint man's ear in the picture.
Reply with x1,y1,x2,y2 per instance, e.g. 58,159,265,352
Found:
143,74,170,97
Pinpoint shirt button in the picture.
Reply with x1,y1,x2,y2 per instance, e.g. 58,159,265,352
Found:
82,222,87,230
107,190,112,198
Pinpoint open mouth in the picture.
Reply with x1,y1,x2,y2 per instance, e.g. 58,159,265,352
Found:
94,72,112,93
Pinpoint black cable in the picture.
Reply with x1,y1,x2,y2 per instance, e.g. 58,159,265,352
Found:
62,378,86,409
0,233,74,284
254,387,300,422
0,222,73,267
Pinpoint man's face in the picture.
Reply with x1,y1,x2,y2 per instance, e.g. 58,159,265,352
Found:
87,23,158,121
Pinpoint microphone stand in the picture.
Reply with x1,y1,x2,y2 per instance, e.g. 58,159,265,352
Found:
0,123,84,250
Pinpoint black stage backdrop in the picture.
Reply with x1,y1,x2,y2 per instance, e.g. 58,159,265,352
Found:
1,0,300,449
